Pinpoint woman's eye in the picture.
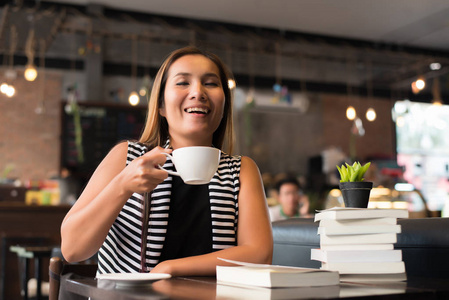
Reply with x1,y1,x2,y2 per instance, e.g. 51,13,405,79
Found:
205,82,219,87
176,82,189,86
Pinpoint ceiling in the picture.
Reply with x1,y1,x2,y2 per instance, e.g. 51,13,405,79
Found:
2,0,449,102
47,0,449,52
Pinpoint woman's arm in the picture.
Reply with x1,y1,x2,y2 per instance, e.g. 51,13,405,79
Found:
61,142,171,262
150,156,273,276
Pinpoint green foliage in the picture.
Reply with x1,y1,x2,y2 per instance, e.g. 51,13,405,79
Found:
336,161,371,182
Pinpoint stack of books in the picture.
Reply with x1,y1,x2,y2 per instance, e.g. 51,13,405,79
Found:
312,207,409,282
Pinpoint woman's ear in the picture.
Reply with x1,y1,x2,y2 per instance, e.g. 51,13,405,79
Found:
159,107,166,117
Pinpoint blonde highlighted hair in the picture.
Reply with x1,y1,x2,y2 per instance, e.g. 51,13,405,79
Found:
139,46,235,154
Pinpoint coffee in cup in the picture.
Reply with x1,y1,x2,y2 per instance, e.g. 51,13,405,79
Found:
159,146,221,185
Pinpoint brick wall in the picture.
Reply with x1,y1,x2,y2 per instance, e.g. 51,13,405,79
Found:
322,94,396,160
0,70,62,182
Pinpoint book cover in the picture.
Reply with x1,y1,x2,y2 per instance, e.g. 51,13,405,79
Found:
318,224,401,235
321,261,405,274
311,248,402,263
314,207,409,222
320,232,397,245
216,258,340,288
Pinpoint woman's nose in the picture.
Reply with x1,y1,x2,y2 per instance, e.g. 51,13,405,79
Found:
189,82,206,100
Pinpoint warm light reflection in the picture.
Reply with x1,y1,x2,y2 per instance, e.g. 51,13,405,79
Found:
396,116,405,127
128,91,139,106
366,107,376,121
346,106,356,120
228,79,236,90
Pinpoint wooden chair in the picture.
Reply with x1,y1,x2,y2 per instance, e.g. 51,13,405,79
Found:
49,257,97,300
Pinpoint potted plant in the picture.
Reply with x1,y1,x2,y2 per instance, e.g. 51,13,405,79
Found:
336,162,372,208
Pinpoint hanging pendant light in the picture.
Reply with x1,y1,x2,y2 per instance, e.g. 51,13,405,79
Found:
24,64,38,81
366,107,376,121
346,106,356,120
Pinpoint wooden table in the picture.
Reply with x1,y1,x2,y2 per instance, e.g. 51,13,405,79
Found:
63,275,449,299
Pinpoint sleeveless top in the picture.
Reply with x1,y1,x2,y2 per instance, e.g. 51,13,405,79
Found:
97,141,241,274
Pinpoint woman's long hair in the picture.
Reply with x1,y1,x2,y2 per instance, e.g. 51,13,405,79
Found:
139,46,235,154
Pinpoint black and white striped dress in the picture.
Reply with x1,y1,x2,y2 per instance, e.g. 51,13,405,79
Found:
97,141,241,273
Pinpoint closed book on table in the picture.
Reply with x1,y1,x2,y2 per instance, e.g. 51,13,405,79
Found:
321,261,405,274
319,232,397,245
216,259,339,288
314,208,409,221
311,248,402,263
319,217,397,227
340,272,407,283
317,224,401,235
216,283,341,300
320,243,394,251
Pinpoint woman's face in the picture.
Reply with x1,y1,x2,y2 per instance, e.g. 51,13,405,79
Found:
160,54,225,147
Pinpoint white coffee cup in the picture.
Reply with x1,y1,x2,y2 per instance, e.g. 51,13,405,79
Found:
159,146,221,185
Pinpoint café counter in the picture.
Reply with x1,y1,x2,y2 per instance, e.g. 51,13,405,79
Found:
0,202,71,300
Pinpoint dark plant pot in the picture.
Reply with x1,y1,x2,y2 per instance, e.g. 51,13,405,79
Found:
339,181,373,208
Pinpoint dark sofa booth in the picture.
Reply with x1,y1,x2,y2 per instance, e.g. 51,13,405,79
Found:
272,217,449,279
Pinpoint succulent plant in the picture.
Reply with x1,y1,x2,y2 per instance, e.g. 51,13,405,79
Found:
336,161,371,182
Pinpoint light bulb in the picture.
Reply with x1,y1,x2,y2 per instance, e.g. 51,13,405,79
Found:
6,85,15,97
24,64,38,81
128,91,139,106
0,83,8,94
228,79,236,90
366,108,376,121
415,79,425,90
346,106,356,120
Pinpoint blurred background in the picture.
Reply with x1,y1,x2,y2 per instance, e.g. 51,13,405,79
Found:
1,0,449,216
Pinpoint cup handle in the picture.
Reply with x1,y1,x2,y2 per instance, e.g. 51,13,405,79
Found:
158,153,181,177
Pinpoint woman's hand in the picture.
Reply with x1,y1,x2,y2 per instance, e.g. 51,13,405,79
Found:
150,260,173,275
119,146,172,194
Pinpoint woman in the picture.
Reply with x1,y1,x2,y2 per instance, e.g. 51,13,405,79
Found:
61,46,273,276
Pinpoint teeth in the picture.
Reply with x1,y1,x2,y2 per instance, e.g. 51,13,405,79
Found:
186,107,209,114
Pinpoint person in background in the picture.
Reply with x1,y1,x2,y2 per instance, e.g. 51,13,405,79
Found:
60,46,273,276
269,177,310,222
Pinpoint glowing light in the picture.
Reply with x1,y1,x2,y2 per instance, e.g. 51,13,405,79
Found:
346,106,356,120
415,79,425,90
430,62,441,70
366,107,376,121
139,87,147,97
228,79,236,90
0,83,9,94
128,91,139,106
6,85,15,97
24,64,38,81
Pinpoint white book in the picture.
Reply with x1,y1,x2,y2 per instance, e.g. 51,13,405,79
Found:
319,217,397,227
320,232,397,245
340,272,407,283
311,248,402,263
321,261,405,274
216,258,339,288
320,244,394,251
315,207,409,222
216,284,341,300
318,224,401,235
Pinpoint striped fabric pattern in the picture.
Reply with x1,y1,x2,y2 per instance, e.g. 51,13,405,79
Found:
98,141,241,273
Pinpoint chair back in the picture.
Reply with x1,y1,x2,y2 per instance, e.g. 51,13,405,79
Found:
48,256,97,300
